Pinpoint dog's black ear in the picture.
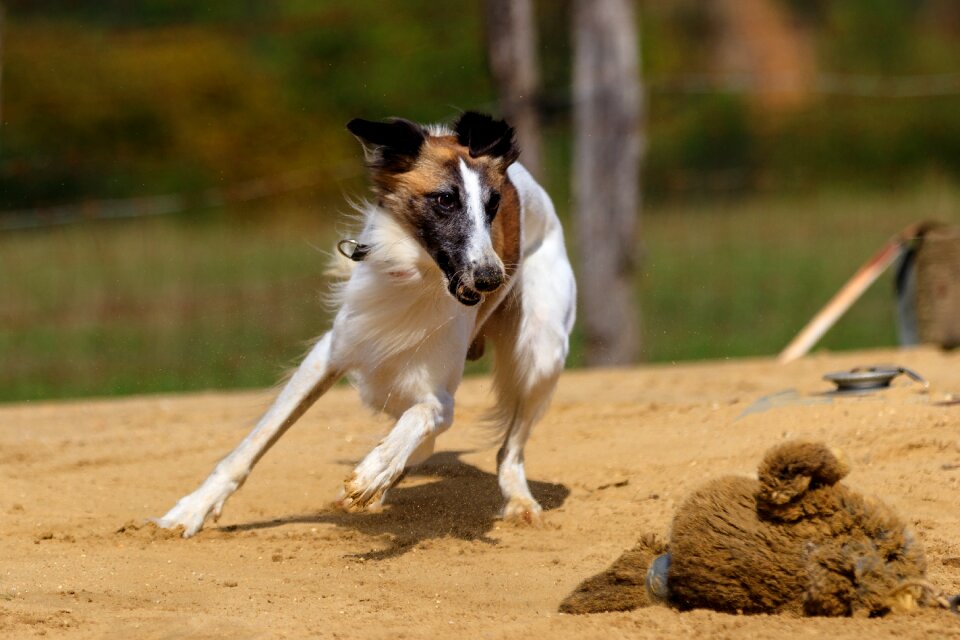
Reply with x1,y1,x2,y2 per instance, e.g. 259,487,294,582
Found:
346,117,426,173
453,112,520,165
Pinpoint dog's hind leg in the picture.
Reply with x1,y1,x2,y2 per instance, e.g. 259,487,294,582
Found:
154,332,342,537
488,238,575,523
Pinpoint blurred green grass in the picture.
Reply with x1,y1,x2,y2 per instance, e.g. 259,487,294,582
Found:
2,183,958,403
639,181,959,361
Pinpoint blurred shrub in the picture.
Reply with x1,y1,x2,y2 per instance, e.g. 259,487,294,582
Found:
647,94,757,194
766,97,960,189
1,22,344,208
3,1,960,209
0,2,492,211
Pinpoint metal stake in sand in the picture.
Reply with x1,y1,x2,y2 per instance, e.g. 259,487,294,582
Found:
778,221,936,364
822,365,928,395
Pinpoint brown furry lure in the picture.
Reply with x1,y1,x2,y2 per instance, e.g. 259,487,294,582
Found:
561,441,960,617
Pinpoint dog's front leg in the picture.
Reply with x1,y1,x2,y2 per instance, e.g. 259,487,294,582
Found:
337,392,453,512
154,332,341,537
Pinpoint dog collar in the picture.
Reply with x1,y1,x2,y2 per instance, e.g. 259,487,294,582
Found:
337,239,371,262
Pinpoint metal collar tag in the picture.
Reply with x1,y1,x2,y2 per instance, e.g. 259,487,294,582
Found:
337,239,371,262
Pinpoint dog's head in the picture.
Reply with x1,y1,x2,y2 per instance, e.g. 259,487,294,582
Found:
346,112,520,306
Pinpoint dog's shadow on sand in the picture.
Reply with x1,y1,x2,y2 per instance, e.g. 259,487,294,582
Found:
222,451,569,560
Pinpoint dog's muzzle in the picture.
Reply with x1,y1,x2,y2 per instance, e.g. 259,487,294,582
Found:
472,265,504,293
448,265,504,306
453,283,482,306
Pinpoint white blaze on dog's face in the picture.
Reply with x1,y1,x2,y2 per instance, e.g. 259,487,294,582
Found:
346,112,520,306
459,157,498,283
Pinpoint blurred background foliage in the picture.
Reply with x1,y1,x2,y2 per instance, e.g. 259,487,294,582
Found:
2,0,960,401
4,0,960,208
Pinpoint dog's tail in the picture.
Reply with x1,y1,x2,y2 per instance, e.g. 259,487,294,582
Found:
481,308,561,448
484,349,557,435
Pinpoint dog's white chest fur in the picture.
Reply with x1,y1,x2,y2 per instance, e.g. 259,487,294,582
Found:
328,162,562,419
332,229,478,416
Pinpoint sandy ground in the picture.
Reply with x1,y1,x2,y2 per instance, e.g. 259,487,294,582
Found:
2,346,960,639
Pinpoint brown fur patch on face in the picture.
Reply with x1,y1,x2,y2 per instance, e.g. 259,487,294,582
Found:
492,175,521,278
388,136,511,204
375,134,520,271
383,136,462,198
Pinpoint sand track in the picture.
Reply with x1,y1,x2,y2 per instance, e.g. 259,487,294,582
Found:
3,347,960,638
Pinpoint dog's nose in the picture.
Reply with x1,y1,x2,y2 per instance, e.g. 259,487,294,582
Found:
473,265,504,293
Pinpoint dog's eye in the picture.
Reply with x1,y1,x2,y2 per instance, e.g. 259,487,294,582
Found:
485,192,501,221
435,192,457,211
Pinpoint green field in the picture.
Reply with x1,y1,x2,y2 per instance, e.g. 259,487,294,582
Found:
2,183,958,403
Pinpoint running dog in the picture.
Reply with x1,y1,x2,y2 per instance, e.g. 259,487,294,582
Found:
155,112,576,537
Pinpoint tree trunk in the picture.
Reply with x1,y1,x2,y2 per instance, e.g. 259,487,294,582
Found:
572,0,644,365
484,0,544,180
0,2,5,151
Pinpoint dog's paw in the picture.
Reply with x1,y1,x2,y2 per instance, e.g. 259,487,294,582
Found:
335,463,402,513
153,476,238,538
152,507,206,538
502,496,543,526
335,473,382,513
